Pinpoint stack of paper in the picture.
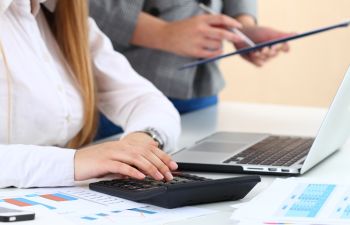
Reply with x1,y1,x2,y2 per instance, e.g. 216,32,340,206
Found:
0,187,215,225
231,178,350,225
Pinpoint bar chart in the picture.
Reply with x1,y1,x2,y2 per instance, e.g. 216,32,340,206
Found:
0,187,213,225
278,184,336,218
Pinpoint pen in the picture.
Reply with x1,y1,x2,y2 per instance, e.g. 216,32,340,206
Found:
198,3,256,47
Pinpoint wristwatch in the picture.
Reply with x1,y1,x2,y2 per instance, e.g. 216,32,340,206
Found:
141,128,165,150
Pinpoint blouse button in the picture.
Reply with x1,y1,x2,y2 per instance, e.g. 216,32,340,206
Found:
43,51,51,60
57,85,64,92
65,114,71,123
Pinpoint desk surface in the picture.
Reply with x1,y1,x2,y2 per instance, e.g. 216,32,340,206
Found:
167,101,349,225
2,102,349,225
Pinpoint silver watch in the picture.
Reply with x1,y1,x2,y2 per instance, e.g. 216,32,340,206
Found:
142,128,164,149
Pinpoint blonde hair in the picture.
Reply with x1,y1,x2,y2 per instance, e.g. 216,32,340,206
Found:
47,0,97,148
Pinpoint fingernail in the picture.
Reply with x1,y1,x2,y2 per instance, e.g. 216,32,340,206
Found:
155,171,164,180
165,172,173,180
137,172,146,179
169,161,178,170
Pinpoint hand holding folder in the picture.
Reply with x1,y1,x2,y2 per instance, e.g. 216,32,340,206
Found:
232,26,293,67
198,2,292,67
180,20,350,70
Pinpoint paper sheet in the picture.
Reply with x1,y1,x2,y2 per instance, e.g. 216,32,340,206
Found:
0,187,215,225
232,178,350,225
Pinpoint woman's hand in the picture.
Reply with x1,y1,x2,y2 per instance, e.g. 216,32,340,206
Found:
74,133,178,182
159,14,242,58
131,12,242,59
233,26,294,67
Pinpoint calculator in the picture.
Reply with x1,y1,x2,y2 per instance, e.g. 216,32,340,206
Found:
89,172,260,208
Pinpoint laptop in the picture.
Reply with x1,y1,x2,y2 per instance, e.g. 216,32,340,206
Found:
172,66,350,175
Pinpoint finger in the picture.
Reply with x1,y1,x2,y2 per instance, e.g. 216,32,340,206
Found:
271,43,283,52
281,43,290,52
129,154,165,180
253,59,264,67
135,155,165,180
261,47,271,59
205,27,241,42
204,14,242,29
253,47,270,61
268,46,278,58
151,147,178,171
251,51,261,59
110,144,164,180
142,147,174,180
244,53,264,67
129,153,165,180
107,161,146,180
271,43,289,53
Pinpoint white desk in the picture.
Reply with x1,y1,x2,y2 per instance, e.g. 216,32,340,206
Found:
2,102,349,224
166,101,350,225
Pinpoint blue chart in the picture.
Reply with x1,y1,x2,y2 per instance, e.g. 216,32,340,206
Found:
277,184,336,218
343,205,350,218
80,207,158,222
341,205,350,219
333,190,350,219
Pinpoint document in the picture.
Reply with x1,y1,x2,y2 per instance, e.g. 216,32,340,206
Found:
180,20,350,70
232,178,350,225
0,187,215,225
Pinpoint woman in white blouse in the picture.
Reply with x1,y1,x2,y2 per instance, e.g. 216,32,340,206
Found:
0,0,180,188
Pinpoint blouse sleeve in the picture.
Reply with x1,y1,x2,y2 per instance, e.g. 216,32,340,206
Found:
222,0,258,20
0,145,75,188
89,0,144,49
88,18,181,152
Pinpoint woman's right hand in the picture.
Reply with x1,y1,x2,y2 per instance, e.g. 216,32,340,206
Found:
74,139,178,182
131,12,242,59
159,14,242,58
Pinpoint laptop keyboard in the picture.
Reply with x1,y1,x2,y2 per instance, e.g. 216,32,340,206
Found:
224,136,314,167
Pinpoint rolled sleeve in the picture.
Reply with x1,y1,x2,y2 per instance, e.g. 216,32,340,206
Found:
222,0,257,20
89,0,144,49
0,145,75,188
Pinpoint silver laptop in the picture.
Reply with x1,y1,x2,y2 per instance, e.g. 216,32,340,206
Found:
172,66,350,175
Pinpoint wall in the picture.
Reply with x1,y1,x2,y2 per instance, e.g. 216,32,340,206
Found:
219,0,350,107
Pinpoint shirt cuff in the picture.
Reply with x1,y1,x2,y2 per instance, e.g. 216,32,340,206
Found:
0,145,76,188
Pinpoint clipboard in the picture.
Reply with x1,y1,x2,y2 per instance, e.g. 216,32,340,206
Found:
179,20,350,70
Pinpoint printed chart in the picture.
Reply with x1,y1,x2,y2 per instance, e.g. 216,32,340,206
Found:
232,178,350,225
332,189,350,219
0,193,78,210
0,187,214,225
276,184,336,218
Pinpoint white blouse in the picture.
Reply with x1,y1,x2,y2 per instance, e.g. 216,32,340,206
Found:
0,0,181,188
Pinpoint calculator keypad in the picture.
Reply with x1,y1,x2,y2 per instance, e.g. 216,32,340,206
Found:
98,173,211,191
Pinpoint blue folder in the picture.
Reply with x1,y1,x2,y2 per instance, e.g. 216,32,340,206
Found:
179,20,350,70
